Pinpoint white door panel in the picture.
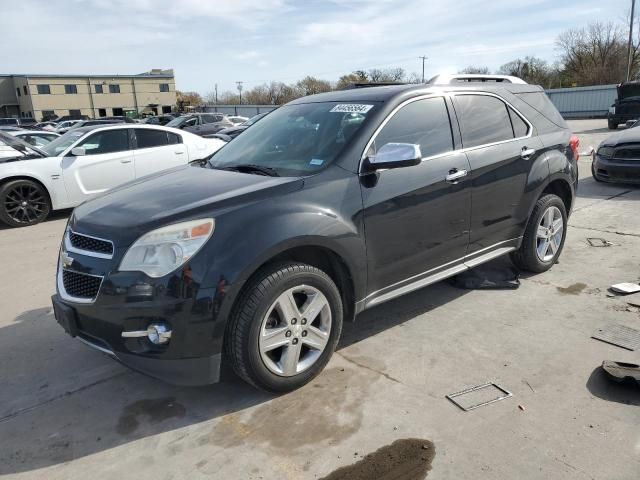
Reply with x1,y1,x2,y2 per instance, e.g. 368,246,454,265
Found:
133,144,188,178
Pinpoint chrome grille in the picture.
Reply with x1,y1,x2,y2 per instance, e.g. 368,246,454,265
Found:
62,270,102,300
67,230,114,257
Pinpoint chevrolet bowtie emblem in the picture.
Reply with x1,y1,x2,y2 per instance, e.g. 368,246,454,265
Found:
61,252,74,268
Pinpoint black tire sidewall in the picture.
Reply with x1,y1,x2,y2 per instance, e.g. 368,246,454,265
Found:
241,265,343,392
0,180,51,227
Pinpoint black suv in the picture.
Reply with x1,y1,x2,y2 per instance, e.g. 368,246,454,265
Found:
608,81,640,130
53,83,578,392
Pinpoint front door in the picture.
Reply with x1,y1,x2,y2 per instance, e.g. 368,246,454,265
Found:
361,96,472,298
61,128,135,205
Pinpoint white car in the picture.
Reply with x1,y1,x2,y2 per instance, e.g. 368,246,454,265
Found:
8,130,60,147
0,124,225,227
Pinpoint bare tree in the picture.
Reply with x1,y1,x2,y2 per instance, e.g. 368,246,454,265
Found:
497,56,560,87
458,66,490,74
296,76,332,96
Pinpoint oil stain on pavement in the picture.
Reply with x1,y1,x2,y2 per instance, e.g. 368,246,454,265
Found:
117,397,186,435
556,282,587,295
319,439,435,480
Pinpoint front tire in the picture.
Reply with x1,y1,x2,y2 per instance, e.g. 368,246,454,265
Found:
0,179,51,227
511,194,567,273
227,262,343,393
608,118,618,130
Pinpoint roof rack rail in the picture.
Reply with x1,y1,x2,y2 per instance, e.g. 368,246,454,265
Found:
427,74,527,85
346,82,408,89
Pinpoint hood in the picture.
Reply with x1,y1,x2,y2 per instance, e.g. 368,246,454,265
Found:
617,83,640,102
600,126,640,147
218,125,247,135
71,165,303,245
0,131,46,162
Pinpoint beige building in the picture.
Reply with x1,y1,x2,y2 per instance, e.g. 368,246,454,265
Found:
0,69,177,121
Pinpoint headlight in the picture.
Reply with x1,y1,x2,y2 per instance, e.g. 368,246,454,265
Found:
119,219,214,278
597,146,614,158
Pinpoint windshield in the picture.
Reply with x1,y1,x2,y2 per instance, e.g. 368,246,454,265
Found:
40,130,86,156
242,112,268,126
207,102,376,176
166,116,187,128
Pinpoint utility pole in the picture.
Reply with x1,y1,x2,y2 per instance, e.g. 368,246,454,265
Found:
419,55,428,83
236,81,243,105
214,83,218,104
627,0,636,81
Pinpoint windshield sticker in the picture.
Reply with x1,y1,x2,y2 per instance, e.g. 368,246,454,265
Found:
330,104,373,114
310,158,324,166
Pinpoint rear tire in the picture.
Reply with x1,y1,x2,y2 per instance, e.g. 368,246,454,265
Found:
226,262,343,393
510,194,567,273
608,119,618,130
0,179,51,228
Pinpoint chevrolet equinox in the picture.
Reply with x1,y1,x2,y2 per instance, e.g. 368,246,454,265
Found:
53,83,578,392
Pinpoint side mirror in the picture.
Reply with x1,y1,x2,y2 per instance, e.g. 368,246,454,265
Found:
365,143,422,171
71,147,86,156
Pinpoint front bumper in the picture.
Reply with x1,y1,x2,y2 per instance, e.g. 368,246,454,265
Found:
592,155,640,184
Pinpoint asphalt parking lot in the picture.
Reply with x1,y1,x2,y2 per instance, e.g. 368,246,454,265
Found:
1,119,638,480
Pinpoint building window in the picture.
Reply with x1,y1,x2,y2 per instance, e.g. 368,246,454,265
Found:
23,86,28,95
27,111,32,118
16,87,21,97
162,105,172,114
98,108,107,117
159,83,170,92
69,109,82,118
95,84,103,94
112,107,124,116
37,84,51,94
109,84,120,94
65,84,78,94
42,110,55,120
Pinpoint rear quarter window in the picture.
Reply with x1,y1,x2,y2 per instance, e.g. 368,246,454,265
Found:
454,94,515,148
514,92,567,129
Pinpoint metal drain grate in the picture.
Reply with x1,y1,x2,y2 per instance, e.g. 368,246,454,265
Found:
592,324,640,351
446,383,512,411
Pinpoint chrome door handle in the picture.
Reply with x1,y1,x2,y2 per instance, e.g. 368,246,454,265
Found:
174,151,185,155
445,169,468,183
120,159,132,163
521,147,536,160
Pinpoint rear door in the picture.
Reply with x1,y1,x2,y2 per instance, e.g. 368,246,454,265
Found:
452,93,542,253
361,96,472,296
61,128,135,204
132,128,187,178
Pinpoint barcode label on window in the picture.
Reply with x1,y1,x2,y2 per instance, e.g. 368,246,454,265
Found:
330,104,373,113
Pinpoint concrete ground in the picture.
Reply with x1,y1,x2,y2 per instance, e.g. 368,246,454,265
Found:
1,119,639,479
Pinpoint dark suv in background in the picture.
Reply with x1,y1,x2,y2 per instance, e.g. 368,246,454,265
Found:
53,82,578,393
608,81,640,129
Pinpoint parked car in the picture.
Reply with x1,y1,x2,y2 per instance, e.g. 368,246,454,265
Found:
0,117,37,128
592,125,640,183
0,125,225,227
55,120,84,134
67,119,125,131
52,83,578,392
227,115,249,125
607,81,640,130
211,112,270,140
7,130,60,147
34,121,58,131
166,113,234,136
143,115,176,126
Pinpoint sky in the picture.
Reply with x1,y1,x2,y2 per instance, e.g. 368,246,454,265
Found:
0,0,627,96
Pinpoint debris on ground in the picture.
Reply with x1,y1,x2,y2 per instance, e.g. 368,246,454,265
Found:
609,283,640,295
446,383,512,411
592,324,640,351
601,360,640,386
319,439,435,480
587,237,613,247
449,266,520,290
518,405,526,411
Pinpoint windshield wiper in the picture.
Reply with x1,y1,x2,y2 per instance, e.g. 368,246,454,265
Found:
216,164,280,177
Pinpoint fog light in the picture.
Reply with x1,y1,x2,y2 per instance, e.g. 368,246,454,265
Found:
147,323,172,345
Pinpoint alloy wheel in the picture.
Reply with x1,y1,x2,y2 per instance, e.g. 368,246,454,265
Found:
536,206,563,262
258,285,332,377
4,184,48,225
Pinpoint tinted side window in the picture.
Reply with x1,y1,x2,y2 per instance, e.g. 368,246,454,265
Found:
515,92,567,128
374,97,453,158
202,114,217,124
79,129,130,155
455,95,514,148
167,132,181,144
508,108,529,137
135,129,169,149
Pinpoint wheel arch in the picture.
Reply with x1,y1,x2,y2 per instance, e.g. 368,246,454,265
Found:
539,177,573,214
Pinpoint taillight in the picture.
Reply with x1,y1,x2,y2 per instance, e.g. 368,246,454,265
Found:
569,134,580,162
